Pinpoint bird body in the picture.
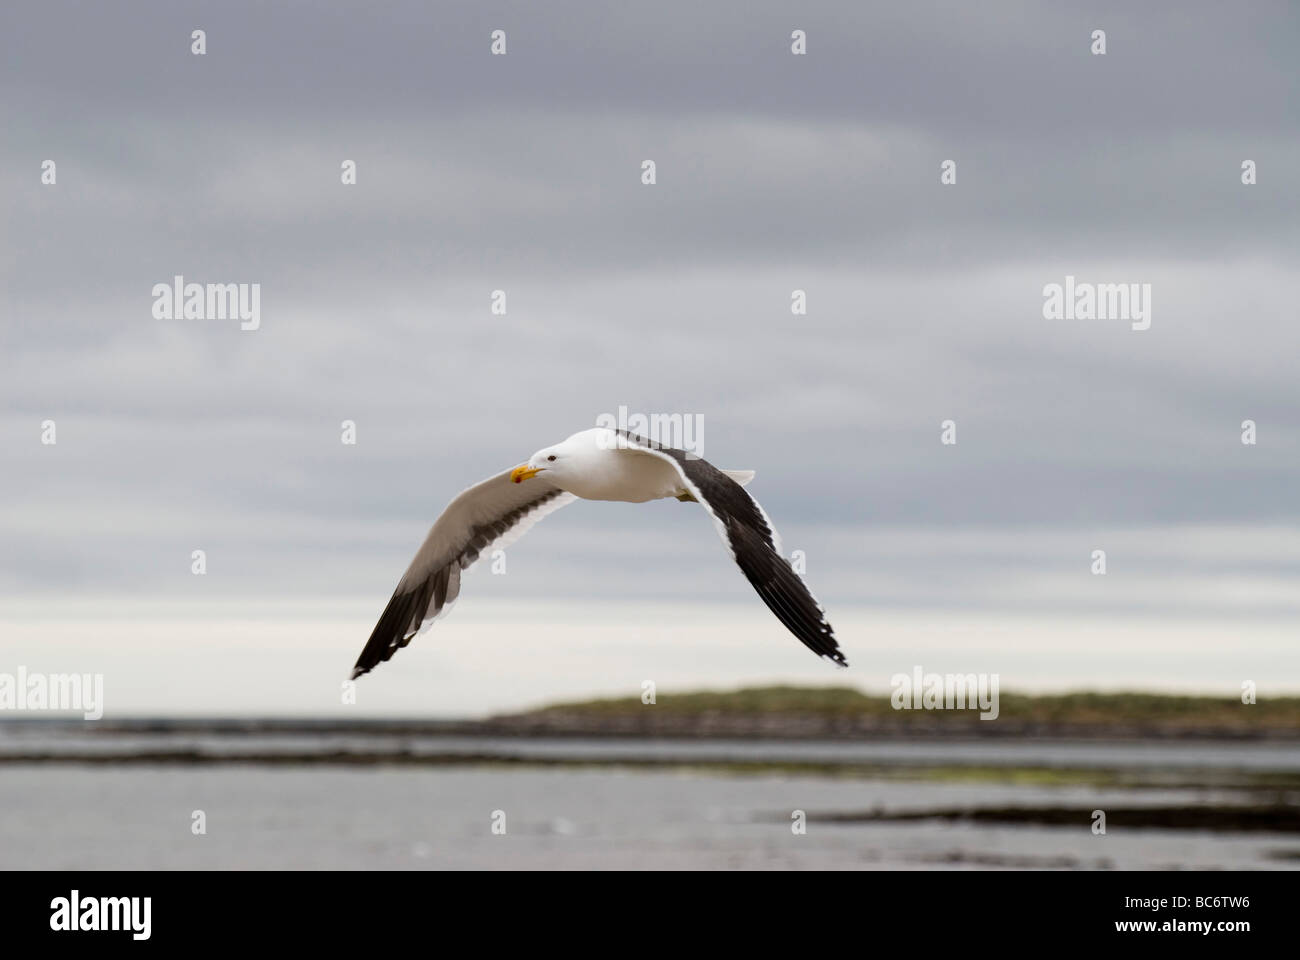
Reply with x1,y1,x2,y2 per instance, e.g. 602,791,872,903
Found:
530,428,685,502
350,426,846,680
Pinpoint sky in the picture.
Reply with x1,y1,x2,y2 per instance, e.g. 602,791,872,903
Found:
2,2,1298,715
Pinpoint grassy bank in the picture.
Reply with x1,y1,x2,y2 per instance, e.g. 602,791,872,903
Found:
509,685,1300,738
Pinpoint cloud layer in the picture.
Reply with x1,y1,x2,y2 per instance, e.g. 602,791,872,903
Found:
3,0,1298,634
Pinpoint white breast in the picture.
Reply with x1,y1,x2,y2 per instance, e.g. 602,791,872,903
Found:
562,445,684,503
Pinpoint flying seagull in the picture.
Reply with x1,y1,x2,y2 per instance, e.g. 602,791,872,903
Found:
350,427,846,679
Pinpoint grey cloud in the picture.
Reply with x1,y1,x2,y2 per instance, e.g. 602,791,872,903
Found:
1,0,1297,619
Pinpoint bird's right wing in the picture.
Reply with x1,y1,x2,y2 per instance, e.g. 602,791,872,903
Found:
614,430,847,667
350,469,576,679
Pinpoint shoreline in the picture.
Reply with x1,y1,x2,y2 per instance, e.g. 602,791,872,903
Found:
5,717,1299,744
4,685,1299,743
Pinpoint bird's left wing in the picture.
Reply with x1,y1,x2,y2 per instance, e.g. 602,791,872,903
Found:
350,468,576,679
614,430,847,667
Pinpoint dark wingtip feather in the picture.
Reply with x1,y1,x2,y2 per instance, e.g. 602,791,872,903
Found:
350,585,421,680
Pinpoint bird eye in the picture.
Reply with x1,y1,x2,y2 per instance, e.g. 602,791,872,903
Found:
547,455,557,461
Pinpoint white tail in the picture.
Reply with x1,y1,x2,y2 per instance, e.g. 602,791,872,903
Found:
722,469,755,487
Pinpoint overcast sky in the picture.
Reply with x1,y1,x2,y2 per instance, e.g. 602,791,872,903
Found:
2,2,1298,712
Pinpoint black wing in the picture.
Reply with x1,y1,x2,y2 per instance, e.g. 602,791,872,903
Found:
616,429,847,667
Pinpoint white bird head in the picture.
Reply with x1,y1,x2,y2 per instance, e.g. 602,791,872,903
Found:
511,428,612,484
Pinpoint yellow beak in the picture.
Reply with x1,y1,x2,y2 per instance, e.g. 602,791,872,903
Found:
511,464,543,484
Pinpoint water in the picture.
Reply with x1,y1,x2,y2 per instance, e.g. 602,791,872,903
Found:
3,727,1298,771
1,763,1297,870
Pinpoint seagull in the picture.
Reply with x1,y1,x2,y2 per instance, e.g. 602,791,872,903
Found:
350,427,846,679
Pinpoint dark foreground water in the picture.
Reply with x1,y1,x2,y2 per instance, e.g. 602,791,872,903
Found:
2,764,1298,870
5,730,1300,771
